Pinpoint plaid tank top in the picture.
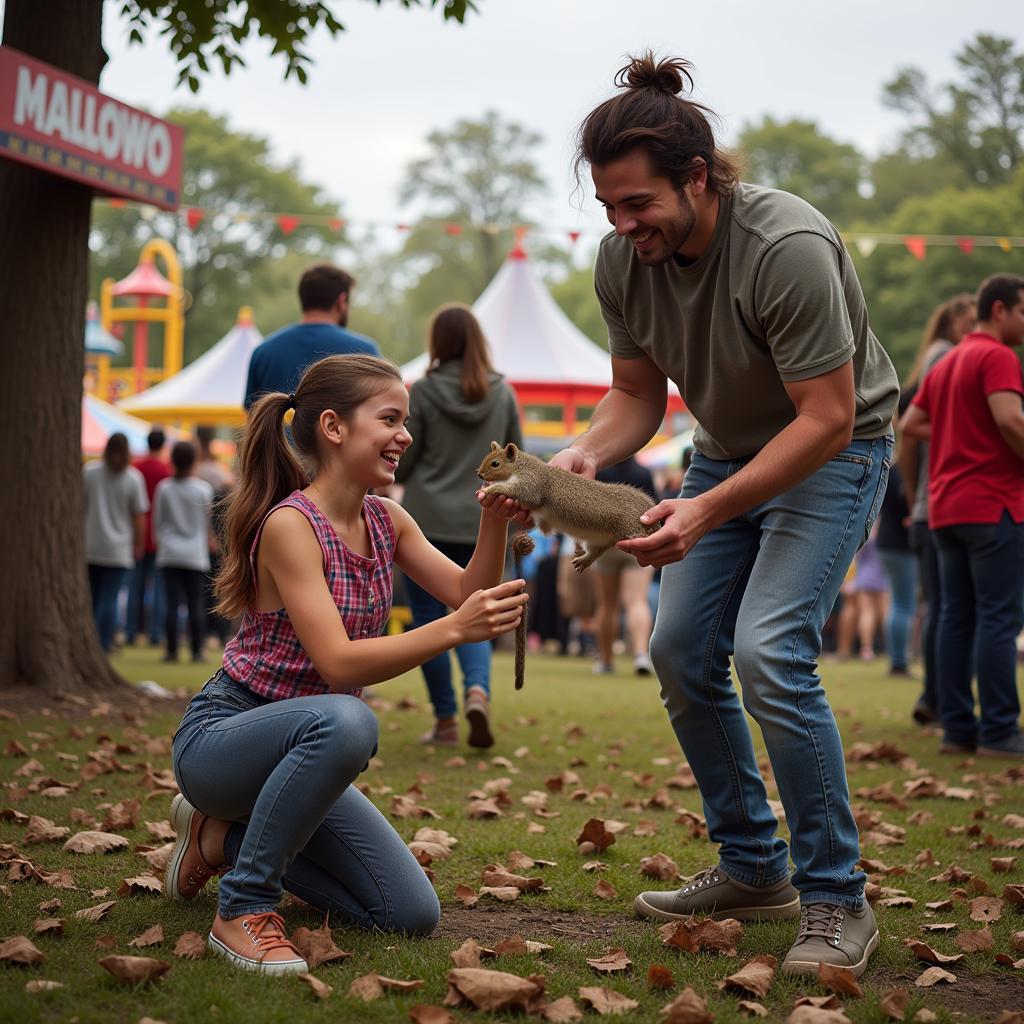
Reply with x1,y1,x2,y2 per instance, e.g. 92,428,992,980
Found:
222,491,396,700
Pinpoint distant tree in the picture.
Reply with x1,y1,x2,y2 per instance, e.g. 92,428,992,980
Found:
737,116,868,225
882,33,1024,185
0,0,478,697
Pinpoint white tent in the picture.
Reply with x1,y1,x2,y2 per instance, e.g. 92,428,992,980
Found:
119,307,262,426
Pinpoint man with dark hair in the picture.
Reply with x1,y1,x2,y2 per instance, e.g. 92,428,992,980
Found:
126,427,170,646
551,53,899,978
243,263,380,409
900,274,1024,760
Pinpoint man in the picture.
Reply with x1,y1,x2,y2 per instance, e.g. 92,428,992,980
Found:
552,53,899,977
243,263,380,408
899,274,1024,759
126,428,170,646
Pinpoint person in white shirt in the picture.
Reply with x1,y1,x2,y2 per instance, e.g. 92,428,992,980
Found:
155,441,214,663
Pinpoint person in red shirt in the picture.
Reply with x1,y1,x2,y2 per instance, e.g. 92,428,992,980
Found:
900,274,1024,758
126,429,171,645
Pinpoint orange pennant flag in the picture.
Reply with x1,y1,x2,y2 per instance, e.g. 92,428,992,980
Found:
904,236,927,261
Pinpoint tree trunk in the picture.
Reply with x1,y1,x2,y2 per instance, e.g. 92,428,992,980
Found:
0,1,124,696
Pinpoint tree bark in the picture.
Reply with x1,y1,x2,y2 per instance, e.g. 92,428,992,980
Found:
0,1,124,695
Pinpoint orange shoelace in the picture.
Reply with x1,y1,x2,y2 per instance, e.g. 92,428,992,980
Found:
241,912,300,959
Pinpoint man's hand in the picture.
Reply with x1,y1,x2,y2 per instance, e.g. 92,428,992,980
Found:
548,447,598,479
617,498,710,568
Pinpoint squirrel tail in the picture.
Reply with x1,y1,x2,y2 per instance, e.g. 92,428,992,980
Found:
511,531,536,690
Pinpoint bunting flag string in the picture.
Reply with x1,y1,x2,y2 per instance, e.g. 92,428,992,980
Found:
93,198,1022,257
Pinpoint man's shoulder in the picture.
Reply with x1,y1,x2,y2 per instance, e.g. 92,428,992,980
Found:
729,182,840,250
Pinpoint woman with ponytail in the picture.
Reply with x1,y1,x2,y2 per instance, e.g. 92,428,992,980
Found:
167,354,528,975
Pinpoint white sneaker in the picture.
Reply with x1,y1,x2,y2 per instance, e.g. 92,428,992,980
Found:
633,653,654,676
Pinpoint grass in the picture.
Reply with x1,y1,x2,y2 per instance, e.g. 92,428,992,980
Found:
1,647,1022,1023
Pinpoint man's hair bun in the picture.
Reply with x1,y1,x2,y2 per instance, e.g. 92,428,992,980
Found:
616,52,694,95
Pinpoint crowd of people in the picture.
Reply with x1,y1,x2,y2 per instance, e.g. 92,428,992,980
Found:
79,51,1023,983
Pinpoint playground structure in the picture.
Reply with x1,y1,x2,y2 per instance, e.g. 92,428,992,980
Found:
94,238,185,403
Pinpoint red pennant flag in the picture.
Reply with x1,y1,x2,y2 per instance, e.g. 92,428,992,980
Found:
277,215,300,236
108,198,125,209
956,237,974,255
186,207,205,231
903,236,926,261
568,230,581,244
444,223,463,236
328,218,345,232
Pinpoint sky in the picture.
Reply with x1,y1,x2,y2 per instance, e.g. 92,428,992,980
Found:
3,0,1013,246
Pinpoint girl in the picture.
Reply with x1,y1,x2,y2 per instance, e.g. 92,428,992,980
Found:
167,355,527,975
395,303,523,748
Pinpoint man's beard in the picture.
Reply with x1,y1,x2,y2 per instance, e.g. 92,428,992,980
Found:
637,196,697,267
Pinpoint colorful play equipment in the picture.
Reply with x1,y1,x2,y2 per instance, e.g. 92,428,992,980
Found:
98,238,185,401
119,306,262,428
84,300,123,401
401,246,689,453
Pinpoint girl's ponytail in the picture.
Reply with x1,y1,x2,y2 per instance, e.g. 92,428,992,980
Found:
215,392,306,618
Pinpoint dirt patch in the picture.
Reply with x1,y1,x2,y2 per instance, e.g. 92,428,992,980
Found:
870,965,1024,1020
0,684,187,720
433,902,650,944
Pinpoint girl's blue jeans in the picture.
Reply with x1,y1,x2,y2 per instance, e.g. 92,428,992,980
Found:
405,540,491,719
172,671,439,933
650,436,891,909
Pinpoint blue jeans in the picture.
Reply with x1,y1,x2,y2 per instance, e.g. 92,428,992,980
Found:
908,522,942,713
88,564,129,652
933,511,1024,749
878,549,917,672
650,436,891,909
405,540,491,719
172,671,440,933
126,551,165,644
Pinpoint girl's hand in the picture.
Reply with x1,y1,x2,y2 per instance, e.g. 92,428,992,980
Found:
477,488,534,528
452,579,528,643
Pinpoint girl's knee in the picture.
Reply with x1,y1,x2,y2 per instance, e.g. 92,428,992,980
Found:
311,696,379,765
378,885,440,937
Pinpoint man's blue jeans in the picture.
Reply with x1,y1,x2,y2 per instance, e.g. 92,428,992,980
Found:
405,540,491,719
878,548,918,672
88,564,128,652
126,551,165,644
172,672,440,933
650,436,891,909
933,510,1024,749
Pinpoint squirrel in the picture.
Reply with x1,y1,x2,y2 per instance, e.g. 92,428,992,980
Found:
476,441,657,573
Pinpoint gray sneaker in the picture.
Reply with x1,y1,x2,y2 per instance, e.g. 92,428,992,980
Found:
781,901,879,978
634,864,800,922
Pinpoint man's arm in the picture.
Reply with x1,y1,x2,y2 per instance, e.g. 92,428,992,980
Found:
988,391,1024,459
896,404,931,512
620,360,856,567
549,353,667,477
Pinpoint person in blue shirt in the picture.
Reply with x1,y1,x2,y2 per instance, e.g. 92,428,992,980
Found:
244,264,381,409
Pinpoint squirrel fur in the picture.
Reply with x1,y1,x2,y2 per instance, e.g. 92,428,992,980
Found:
476,441,657,573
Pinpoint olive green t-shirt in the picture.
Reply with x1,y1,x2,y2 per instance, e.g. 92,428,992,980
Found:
595,183,899,460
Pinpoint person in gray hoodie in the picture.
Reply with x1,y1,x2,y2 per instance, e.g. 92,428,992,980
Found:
395,304,523,747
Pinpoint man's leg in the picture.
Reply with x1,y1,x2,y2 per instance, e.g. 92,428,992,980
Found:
934,529,978,751
964,512,1024,751
647,453,791,892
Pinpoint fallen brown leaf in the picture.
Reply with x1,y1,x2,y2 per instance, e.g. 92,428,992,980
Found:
640,853,680,880
578,986,639,1015
914,966,956,987
660,986,713,1023
586,949,631,974
37,898,62,913
466,798,503,819
25,979,63,992
144,820,176,842
24,816,70,844
63,831,129,855
74,900,116,923
818,961,863,997
117,875,163,897
969,896,1003,922
454,883,479,907
542,995,583,1022
290,918,351,968
1013,931,1024,952
954,926,993,952
98,954,171,985
738,1000,768,1017
991,857,1017,873
1004,884,1024,907
33,917,63,936
479,885,521,902
102,798,140,831
660,917,743,956
994,1013,1024,1024
878,987,908,1020
0,935,45,966
297,971,332,1000
720,955,777,998
582,860,608,872
494,936,529,957
481,866,545,891
912,1010,938,1023
445,967,545,1012
594,879,618,901
794,996,841,1009
786,1007,851,1024
128,924,164,949
450,938,495,967
576,819,616,853
408,1006,457,1024
172,931,206,959
349,972,425,1001
903,939,964,964
647,964,674,989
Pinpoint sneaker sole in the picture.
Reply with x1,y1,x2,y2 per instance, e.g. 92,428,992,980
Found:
208,932,308,975
977,746,1024,759
165,793,197,901
781,927,879,979
633,891,801,922
465,706,494,749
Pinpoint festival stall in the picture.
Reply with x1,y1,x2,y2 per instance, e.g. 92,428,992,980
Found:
400,247,689,453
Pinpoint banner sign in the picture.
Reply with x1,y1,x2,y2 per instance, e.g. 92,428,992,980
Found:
0,46,184,209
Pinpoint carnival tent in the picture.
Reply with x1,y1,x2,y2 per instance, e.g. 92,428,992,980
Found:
82,393,171,457
400,248,686,448
118,307,262,427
